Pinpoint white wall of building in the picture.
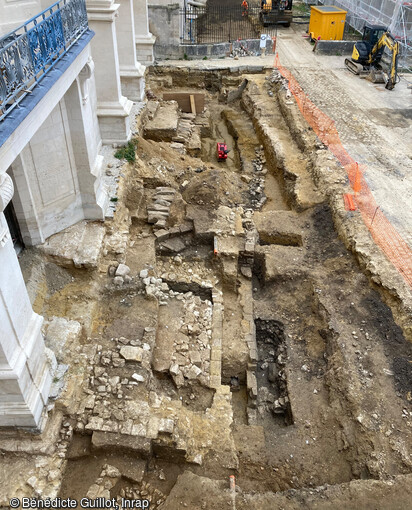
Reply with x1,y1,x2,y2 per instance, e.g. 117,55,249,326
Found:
0,43,106,246
0,176,55,428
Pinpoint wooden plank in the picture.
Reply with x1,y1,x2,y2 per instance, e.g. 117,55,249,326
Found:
163,92,204,113
189,94,196,115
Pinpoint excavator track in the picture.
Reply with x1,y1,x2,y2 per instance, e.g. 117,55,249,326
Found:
344,58,364,75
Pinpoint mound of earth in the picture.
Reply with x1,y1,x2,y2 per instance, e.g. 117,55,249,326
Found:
182,168,244,207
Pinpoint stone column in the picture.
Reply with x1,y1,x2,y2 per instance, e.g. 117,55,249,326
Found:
133,0,155,65
0,173,55,428
117,0,146,101
86,0,133,144
66,60,108,217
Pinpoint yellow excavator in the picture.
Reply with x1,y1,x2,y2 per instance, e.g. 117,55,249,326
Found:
345,23,399,90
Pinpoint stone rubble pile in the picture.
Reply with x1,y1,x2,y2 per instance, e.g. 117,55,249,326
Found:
268,70,289,89
169,295,213,388
173,112,195,143
107,262,133,287
240,208,256,279
249,147,267,209
267,70,293,103
118,482,166,508
81,339,177,439
230,44,253,58
140,265,214,303
86,465,121,500
140,273,173,304
147,186,177,229
256,322,290,418
10,418,74,501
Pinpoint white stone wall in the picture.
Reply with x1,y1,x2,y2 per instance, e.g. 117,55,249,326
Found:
134,0,156,64
0,0,42,35
10,101,85,243
0,43,106,246
0,179,55,428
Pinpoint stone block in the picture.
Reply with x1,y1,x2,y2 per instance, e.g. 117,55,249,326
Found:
169,363,180,376
159,238,186,253
146,416,160,439
246,370,257,398
144,102,179,142
120,346,144,362
156,187,176,195
210,348,221,362
247,408,258,426
249,347,258,363
255,245,307,281
189,351,202,366
210,360,221,377
153,329,187,373
115,263,130,277
253,210,304,247
45,317,81,363
173,372,185,388
91,431,152,457
159,418,174,435
209,375,221,388
41,221,105,268
186,364,202,379
154,229,170,241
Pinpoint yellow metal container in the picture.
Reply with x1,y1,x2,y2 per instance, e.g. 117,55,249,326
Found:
309,5,347,41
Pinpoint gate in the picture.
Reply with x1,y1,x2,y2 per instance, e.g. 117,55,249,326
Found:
180,4,263,44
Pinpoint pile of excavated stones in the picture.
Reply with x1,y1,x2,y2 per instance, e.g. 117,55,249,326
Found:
108,262,133,287
256,322,290,418
119,482,165,508
169,295,213,388
249,147,267,209
147,187,177,229
85,465,166,509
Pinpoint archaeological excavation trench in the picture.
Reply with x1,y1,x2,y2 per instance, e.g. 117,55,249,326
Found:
14,65,411,507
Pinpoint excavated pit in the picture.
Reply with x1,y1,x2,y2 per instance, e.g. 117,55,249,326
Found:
60,68,412,499
254,319,293,427
6,65,411,508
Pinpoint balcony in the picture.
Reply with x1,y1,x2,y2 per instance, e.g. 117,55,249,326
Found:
0,0,89,122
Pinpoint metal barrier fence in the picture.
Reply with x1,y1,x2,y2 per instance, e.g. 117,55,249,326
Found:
273,53,412,288
0,0,88,122
180,5,291,44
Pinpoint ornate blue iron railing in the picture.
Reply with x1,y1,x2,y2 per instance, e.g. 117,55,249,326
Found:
0,0,88,122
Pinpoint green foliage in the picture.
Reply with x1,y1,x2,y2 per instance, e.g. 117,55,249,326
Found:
203,56,208,60
114,139,138,163
292,2,310,15
110,197,118,202
183,53,189,60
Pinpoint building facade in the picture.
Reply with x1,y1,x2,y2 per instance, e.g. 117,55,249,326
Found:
0,0,154,428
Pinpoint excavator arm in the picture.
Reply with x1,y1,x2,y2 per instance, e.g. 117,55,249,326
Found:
369,32,399,90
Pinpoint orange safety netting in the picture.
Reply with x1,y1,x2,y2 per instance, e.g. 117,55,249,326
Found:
274,53,412,288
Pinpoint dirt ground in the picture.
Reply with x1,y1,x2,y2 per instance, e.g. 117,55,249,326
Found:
1,22,412,510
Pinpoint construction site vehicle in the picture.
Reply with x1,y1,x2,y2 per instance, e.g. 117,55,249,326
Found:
345,24,399,90
260,0,293,28
217,142,229,161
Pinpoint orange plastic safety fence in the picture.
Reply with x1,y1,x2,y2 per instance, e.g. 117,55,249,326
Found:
274,54,412,288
